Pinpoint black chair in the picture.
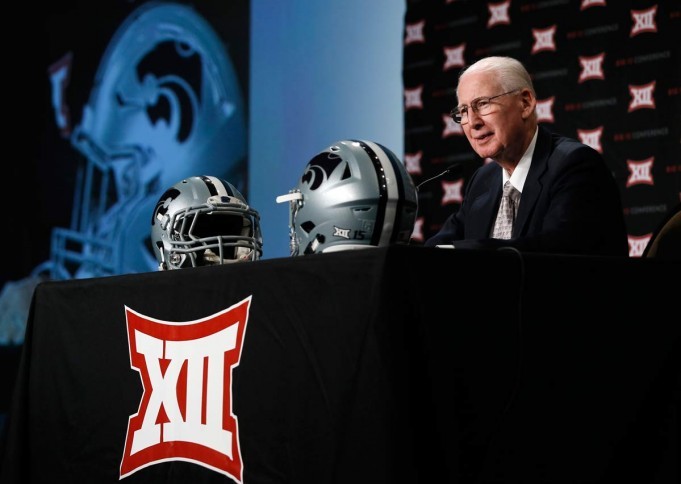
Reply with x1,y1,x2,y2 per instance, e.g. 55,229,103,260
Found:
642,202,681,259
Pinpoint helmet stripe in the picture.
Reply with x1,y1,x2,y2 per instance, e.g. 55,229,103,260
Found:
374,141,409,245
354,140,389,246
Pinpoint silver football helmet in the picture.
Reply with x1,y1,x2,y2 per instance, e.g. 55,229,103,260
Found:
151,176,262,270
276,140,418,255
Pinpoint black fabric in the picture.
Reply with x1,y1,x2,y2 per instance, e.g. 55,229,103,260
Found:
1,246,679,483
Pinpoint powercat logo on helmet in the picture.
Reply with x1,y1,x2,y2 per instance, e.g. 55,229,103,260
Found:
301,150,343,190
120,296,252,482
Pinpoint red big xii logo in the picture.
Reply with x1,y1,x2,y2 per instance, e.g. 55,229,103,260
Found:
405,85,424,110
405,150,423,175
630,5,658,37
404,20,425,45
441,179,464,206
531,25,557,53
443,43,466,71
578,53,605,83
120,296,252,482
488,1,511,28
628,81,656,112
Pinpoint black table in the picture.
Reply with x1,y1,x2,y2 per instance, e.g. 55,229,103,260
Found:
1,246,679,483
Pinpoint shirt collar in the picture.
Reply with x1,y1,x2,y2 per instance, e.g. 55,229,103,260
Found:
502,126,538,193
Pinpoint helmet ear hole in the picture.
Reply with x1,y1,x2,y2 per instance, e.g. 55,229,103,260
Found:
300,221,315,234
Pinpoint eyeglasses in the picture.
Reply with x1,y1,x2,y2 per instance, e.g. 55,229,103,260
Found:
450,89,520,125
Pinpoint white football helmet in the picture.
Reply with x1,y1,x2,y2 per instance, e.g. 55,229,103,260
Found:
151,176,262,270
277,140,418,255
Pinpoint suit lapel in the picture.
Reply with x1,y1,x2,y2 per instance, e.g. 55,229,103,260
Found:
470,164,502,237
514,126,551,236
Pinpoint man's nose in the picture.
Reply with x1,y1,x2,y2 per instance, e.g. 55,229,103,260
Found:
468,109,484,127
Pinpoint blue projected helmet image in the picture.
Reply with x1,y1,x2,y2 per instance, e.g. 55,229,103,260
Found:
276,140,418,255
40,1,247,280
0,1,247,345
151,176,262,270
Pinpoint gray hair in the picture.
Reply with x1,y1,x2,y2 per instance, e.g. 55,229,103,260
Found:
457,56,535,100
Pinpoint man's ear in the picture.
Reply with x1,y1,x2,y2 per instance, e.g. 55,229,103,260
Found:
520,89,536,119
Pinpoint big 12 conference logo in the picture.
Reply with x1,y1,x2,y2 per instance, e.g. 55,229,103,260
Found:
120,296,252,482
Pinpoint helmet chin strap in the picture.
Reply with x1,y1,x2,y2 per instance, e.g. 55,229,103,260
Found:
276,190,303,256
202,248,222,265
202,247,254,265
235,246,254,261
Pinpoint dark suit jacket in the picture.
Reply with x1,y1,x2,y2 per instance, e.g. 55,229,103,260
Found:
425,126,629,257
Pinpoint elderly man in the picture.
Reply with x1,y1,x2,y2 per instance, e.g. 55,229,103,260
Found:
425,56,628,257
